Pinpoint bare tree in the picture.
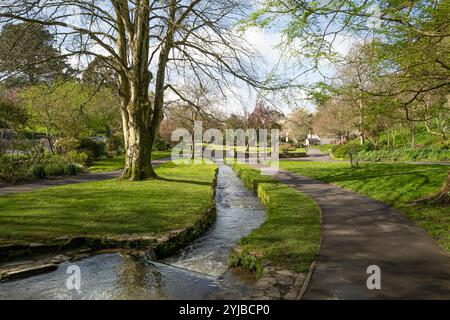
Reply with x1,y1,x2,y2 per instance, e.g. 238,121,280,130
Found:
0,0,266,180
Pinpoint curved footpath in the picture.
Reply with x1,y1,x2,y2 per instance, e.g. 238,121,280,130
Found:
270,169,450,299
0,158,171,196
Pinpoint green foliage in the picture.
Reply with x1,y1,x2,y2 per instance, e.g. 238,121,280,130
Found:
42,162,83,177
229,248,263,277
77,137,106,159
0,97,28,130
0,149,87,182
43,162,65,177
331,143,362,159
153,136,170,151
21,81,121,140
27,164,46,180
0,23,72,86
65,150,89,167
54,137,79,154
105,134,124,156
358,147,450,162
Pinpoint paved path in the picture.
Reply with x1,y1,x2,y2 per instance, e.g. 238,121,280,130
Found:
0,158,172,196
265,168,450,299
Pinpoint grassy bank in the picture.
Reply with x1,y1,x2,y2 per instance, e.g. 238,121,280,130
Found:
280,161,450,252
0,162,216,244
230,164,321,276
89,150,172,173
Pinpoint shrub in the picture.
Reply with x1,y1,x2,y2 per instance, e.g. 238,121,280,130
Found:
28,164,46,180
229,248,263,277
54,137,79,154
43,161,83,177
64,163,83,175
153,136,170,151
65,150,89,166
332,143,364,159
44,162,67,176
77,137,106,159
105,134,123,155
358,147,450,162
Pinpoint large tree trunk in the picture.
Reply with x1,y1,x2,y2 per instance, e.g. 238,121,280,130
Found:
114,0,162,181
112,0,176,181
121,104,156,181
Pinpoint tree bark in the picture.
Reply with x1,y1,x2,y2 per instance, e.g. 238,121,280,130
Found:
121,101,156,180
113,0,161,181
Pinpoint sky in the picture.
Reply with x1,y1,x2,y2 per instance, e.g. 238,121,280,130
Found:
222,27,356,116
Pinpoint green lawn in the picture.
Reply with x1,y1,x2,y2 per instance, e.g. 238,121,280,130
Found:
315,144,334,154
230,164,321,275
280,161,450,252
89,150,172,173
0,162,216,244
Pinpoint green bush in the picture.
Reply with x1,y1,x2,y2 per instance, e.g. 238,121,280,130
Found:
43,161,83,177
28,164,46,180
1,152,85,182
105,134,124,155
153,136,170,151
44,162,66,176
77,138,106,159
229,248,263,277
358,147,450,162
332,143,362,159
54,137,79,154
64,163,83,175
65,150,89,166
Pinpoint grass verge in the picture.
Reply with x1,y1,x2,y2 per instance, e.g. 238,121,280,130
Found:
280,161,450,252
230,164,321,276
89,150,172,173
0,162,216,244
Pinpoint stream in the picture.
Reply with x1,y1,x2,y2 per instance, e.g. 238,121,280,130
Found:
0,165,266,300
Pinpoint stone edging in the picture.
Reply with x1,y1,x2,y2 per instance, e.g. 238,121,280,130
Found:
0,168,219,280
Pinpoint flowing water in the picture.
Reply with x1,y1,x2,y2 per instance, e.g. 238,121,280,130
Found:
0,165,266,300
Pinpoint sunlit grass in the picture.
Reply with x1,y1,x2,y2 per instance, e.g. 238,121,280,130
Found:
89,150,172,173
0,162,216,244
230,164,321,274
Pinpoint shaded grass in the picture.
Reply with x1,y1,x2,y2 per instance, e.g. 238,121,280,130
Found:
89,151,172,173
230,164,321,275
280,161,450,252
0,162,216,244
